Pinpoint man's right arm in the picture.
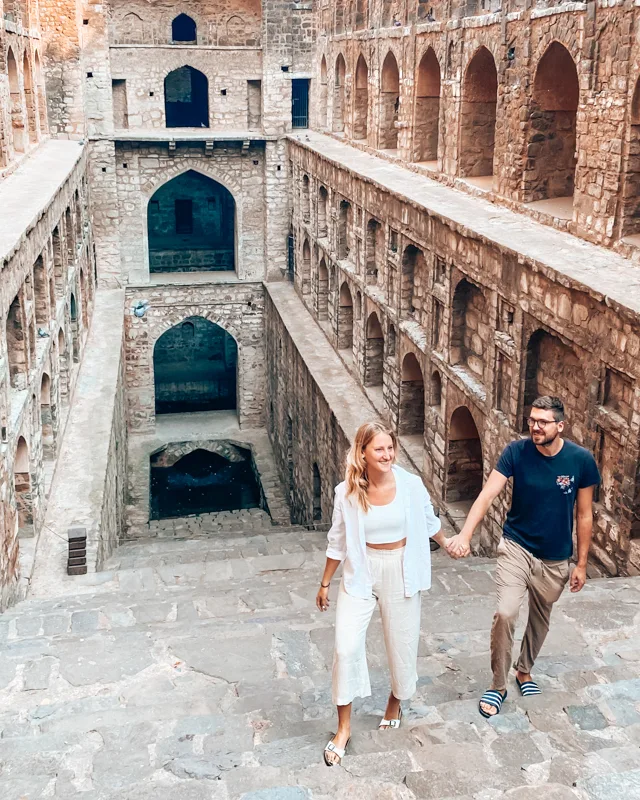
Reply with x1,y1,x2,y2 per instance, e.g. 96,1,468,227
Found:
446,469,508,557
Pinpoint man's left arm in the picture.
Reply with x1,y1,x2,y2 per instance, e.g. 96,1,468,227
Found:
571,485,594,593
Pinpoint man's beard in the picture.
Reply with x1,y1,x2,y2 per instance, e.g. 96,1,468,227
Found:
532,429,558,447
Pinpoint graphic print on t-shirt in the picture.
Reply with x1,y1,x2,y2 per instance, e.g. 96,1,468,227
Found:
556,475,575,495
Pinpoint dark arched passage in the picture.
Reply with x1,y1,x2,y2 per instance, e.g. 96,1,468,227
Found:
164,66,209,127
153,317,238,414
147,170,235,273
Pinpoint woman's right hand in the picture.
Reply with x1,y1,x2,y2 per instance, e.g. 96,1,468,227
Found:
316,585,330,612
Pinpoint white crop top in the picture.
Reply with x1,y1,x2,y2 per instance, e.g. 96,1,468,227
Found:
363,492,405,545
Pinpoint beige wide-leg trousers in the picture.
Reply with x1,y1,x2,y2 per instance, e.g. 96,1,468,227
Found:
332,546,421,706
491,536,570,691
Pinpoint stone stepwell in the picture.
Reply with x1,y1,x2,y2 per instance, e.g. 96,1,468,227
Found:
0,514,639,800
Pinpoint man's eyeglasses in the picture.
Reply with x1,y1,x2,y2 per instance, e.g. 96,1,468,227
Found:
527,417,556,429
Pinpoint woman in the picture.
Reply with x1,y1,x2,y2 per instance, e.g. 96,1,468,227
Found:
316,422,448,766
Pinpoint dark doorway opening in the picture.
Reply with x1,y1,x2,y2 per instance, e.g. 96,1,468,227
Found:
164,66,209,128
150,447,261,519
172,14,196,43
292,79,310,128
153,317,237,414
148,170,235,273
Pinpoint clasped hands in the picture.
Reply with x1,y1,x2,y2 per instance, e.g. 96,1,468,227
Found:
444,533,471,559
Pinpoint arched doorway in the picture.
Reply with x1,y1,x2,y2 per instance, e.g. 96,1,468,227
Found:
401,245,424,318
319,57,328,128
8,48,24,153
451,278,486,382
23,52,37,145
337,200,350,259
70,292,79,362
317,257,329,319
379,51,400,151
172,14,196,43
333,54,346,133
7,292,28,390
153,317,238,414
34,52,47,134
414,48,440,164
40,373,55,459
354,55,369,141
526,42,579,205
147,170,235,273
337,282,354,350
14,436,33,537
446,406,482,502
460,47,498,179
318,186,329,237
399,352,424,435
164,66,209,127
364,312,384,386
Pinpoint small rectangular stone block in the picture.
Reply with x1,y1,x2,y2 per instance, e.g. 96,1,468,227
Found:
68,527,87,542
69,540,86,551
68,556,87,567
67,564,88,576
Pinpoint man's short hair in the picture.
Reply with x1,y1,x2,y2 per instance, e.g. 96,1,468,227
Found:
531,395,565,422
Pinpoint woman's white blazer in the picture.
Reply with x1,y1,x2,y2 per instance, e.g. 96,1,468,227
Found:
326,464,442,598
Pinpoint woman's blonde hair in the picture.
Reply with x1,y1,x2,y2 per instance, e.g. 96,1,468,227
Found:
345,422,397,512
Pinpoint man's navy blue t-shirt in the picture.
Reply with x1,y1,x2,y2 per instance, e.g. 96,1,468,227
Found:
495,438,600,561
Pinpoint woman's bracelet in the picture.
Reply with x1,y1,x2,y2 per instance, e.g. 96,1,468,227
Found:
320,582,330,588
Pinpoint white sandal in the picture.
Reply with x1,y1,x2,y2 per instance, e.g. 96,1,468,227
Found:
378,705,402,730
323,736,350,766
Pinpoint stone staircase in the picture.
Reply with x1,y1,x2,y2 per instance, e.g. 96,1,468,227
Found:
0,515,639,800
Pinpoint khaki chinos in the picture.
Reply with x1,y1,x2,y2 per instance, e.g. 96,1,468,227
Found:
491,536,570,691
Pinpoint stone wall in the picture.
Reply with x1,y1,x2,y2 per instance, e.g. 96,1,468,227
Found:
124,281,266,432
288,137,640,577
312,2,640,256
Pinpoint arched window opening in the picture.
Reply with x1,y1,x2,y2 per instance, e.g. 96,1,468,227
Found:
301,174,311,222
301,238,311,291
364,312,384,387
172,14,196,43
319,57,328,129
338,282,354,350
317,258,329,320
460,47,498,180
34,52,47,134
313,463,322,521
7,293,28,390
399,352,424,435
318,186,329,238
40,373,55,459
379,51,400,151
8,48,24,153
414,48,440,164
147,170,235,273
333,55,346,133
355,0,368,30
623,78,640,236
354,55,369,141
522,329,586,442
33,256,48,326
401,244,422,317
15,436,33,537
153,317,238,414
451,279,486,382
365,218,382,285
526,42,579,208
58,329,70,404
431,370,442,408
337,200,350,259
23,52,37,145
446,406,482,503
150,444,261,519
164,66,209,128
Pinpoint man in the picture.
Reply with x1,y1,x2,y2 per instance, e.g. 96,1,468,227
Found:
446,396,600,717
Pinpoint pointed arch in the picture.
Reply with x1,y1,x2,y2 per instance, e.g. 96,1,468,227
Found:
333,54,346,133
379,51,400,151
460,46,497,178
319,56,328,128
364,311,384,386
446,406,482,502
526,42,579,203
172,13,197,43
414,48,440,163
354,55,369,141
337,282,354,350
14,435,33,536
8,48,24,153
316,257,329,319
23,51,37,144
399,353,424,435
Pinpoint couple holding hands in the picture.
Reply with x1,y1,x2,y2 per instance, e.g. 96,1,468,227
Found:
317,396,600,766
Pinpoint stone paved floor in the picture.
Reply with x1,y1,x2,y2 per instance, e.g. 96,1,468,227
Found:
1,519,640,799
